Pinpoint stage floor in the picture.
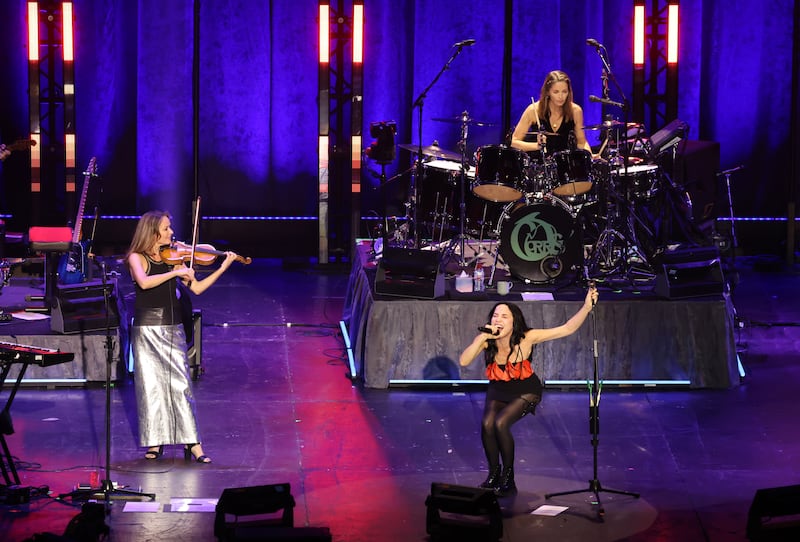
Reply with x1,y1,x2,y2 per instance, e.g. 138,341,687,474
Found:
1,255,799,542
344,242,739,389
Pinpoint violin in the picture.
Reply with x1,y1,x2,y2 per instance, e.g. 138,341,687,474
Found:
159,240,252,266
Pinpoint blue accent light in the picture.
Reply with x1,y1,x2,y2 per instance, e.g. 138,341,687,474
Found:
338,320,357,379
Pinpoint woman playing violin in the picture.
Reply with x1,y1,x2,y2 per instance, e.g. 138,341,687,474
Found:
126,210,238,463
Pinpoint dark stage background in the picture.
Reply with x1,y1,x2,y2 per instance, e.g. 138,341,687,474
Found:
0,0,797,256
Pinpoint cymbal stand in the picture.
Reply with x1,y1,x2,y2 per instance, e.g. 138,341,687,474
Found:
441,112,480,270
545,285,640,518
718,165,744,261
584,50,652,282
410,43,472,249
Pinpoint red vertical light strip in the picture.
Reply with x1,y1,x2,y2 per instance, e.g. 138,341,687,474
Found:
667,3,679,64
63,2,76,194
633,3,646,66
318,2,330,262
632,1,646,124
351,3,363,196
351,2,364,241
28,2,41,193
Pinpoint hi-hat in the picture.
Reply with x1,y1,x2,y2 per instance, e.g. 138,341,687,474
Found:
432,114,496,127
398,143,461,161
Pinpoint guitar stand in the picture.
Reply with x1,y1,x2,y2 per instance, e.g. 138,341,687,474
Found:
545,299,639,518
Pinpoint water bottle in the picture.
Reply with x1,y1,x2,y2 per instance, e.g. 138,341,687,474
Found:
473,263,485,292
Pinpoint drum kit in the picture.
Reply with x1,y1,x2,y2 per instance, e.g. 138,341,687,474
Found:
388,115,679,287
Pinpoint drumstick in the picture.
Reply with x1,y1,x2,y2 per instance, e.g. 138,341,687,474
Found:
596,136,609,157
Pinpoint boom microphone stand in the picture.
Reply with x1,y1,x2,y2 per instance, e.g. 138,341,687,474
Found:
410,38,475,249
585,40,651,282
545,285,639,518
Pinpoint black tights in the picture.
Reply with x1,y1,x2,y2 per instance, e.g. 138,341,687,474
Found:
481,396,538,469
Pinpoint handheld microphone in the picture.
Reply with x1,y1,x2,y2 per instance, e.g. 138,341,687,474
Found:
478,326,500,336
586,38,602,49
454,39,476,47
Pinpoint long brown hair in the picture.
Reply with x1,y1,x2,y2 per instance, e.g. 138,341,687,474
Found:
126,210,171,260
536,70,575,125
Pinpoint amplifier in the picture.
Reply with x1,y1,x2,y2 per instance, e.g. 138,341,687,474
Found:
51,279,120,334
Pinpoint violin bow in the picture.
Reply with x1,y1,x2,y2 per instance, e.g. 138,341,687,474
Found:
188,196,202,272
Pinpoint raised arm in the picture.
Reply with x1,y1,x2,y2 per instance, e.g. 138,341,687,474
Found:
523,287,598,346
128,252,194,290
186,251,238,295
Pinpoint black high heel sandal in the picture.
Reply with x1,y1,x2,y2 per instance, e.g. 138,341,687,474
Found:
184,443,211,463
144,445,163,460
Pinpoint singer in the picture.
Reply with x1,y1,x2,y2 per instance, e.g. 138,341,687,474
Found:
509,70,593,156
459,286,599,496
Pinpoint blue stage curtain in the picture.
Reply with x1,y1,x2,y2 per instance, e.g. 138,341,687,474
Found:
0,0,796,226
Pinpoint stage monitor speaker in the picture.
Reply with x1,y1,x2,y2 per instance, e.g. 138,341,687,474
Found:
654,246,725,299
425,482,502,541
51,280,120,334
375,247,445,299
747,484,800,541
215,483,296,540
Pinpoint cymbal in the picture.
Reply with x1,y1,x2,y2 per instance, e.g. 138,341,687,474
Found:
432,114,496,127
398,143,462,161
584,121,643,131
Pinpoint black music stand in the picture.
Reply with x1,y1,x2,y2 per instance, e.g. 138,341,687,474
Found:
544,295,639,518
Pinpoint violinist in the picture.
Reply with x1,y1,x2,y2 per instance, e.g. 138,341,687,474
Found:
126,210,238,463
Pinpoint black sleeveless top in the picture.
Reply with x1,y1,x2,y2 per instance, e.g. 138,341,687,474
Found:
524,117,576,154
134,256,182,325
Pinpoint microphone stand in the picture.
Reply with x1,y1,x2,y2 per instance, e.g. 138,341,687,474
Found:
586,44,651,282
411,43,470,249
61,260,155,508
545,294,639,518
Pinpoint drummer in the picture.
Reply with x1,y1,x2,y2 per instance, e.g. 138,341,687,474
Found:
509,70,593,157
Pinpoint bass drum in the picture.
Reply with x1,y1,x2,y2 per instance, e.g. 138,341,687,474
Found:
499,199,583,283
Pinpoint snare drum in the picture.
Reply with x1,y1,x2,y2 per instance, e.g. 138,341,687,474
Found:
550,149,594,197
472,145,530,203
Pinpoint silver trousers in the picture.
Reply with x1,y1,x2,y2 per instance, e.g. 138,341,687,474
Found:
132,323,201,447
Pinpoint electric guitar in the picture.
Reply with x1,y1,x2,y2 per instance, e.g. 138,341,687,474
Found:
0,138,36,161
58,157,97,285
